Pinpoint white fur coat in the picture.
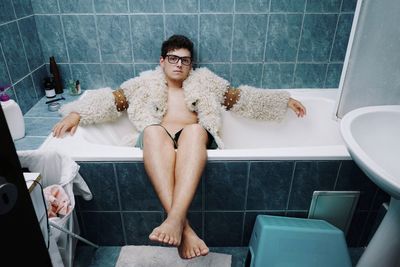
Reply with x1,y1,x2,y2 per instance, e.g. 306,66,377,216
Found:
60,67,290,148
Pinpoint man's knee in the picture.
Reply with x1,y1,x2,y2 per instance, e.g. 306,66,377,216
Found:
180,124,208,142
143,125,170,145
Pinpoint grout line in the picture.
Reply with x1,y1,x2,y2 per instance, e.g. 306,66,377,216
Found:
92,0,105,86
26,11,354,16
9,0,39,101
285,161,297,213
162,0,166,39
260,1,271,88
197,0,200,64
113,163,128,245
57,0,72,78
333,160,342,189
0,41,20,103
240,162,251,246
292,0,307,86
324,0,344,88
228,0,236,83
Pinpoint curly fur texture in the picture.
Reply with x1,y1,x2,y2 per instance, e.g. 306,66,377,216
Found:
59,67,289,149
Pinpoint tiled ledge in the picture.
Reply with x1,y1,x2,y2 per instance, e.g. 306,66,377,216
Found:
14,92,82,151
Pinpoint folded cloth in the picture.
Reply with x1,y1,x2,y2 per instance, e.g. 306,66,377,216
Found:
44,184,72,218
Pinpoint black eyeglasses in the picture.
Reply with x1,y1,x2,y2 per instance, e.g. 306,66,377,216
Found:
165,54,192,66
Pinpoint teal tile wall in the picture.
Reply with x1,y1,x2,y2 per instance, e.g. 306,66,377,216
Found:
27,0,356,91
75,160,389,247
0,0,45,114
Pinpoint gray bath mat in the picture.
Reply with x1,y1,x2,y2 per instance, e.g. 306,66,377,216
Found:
116,245,232,267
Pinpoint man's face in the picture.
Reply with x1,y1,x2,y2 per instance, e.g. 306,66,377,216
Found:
160,48,192,83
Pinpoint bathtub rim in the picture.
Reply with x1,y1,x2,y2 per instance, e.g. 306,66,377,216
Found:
39,88,350,161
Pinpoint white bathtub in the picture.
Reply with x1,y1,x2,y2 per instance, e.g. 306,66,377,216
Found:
40,89,350,161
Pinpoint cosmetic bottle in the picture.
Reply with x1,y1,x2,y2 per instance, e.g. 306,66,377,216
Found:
49,56,63,94
75,80,81,94
43,77,56,98
0,88,25,140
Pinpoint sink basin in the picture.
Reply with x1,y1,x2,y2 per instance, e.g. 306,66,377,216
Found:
340,105,400,199
340,105,400,267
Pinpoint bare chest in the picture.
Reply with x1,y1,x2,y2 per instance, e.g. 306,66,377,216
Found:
162,89,198,126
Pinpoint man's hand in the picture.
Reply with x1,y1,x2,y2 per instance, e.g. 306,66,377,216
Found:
52,112,81,138
288,97,306,118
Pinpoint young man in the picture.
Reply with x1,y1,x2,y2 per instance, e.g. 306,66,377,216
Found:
53,35,306,259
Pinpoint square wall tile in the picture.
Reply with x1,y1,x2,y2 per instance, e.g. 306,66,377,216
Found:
12,0,33,18
298,14,338,62
59,0,94,13
204,212,243,246
199,14,233,62
129,0,163,13
18,16,44,71
80,212,125,246
336,161,378,211
70,64,104,89
231,63,263,87
97,15,132,63
0,0,16,24
164,0,198,13
35,15,68,63
123,212,163,245
77,162,120,211
130,15,164,63
94,0,128,13
232,14,268,62
165,15,199,54
293,63,327,88
262,63,295,88
0,22,29,82
331,14,354,62
116,162,163,211
265,14,302,62
306,0,341,12
31,0,59,14
325,63,342,88
14,75,37,114
235,0,270,12
288,161,340,210
63,15,100,63
247,161,294,210
102,64,134,88
200,0,234,12
205,162,248,211
270,0,306,12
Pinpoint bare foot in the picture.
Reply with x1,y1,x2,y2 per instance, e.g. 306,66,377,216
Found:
178,224,209,259
149,216,184,246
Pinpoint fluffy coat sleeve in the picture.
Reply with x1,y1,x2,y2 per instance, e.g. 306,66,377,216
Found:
59,75,141,125
230,85,290,121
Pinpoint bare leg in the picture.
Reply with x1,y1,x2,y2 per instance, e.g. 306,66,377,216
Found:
144,124,209,258
143,126,183,246
174,124,209,259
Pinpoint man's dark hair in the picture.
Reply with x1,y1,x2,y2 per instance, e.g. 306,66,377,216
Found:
161,35,194,59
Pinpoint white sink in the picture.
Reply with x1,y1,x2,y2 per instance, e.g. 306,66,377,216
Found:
340,105,400,267
340,105,400,199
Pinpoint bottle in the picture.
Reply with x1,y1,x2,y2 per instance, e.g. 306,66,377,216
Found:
49,56,63,94
43,77,56,98
0,89,25,140
75,80,81,94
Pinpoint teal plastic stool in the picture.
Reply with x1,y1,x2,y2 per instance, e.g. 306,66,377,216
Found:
248,215,352,267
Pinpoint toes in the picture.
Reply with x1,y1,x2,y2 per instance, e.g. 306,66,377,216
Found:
158,233,166,242
163,235,170,244
201,247,209,256
195,248,201,257
189,249,196,258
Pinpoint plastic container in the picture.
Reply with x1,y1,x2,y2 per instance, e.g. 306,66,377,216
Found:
248,215,352,267
1,99,25,140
